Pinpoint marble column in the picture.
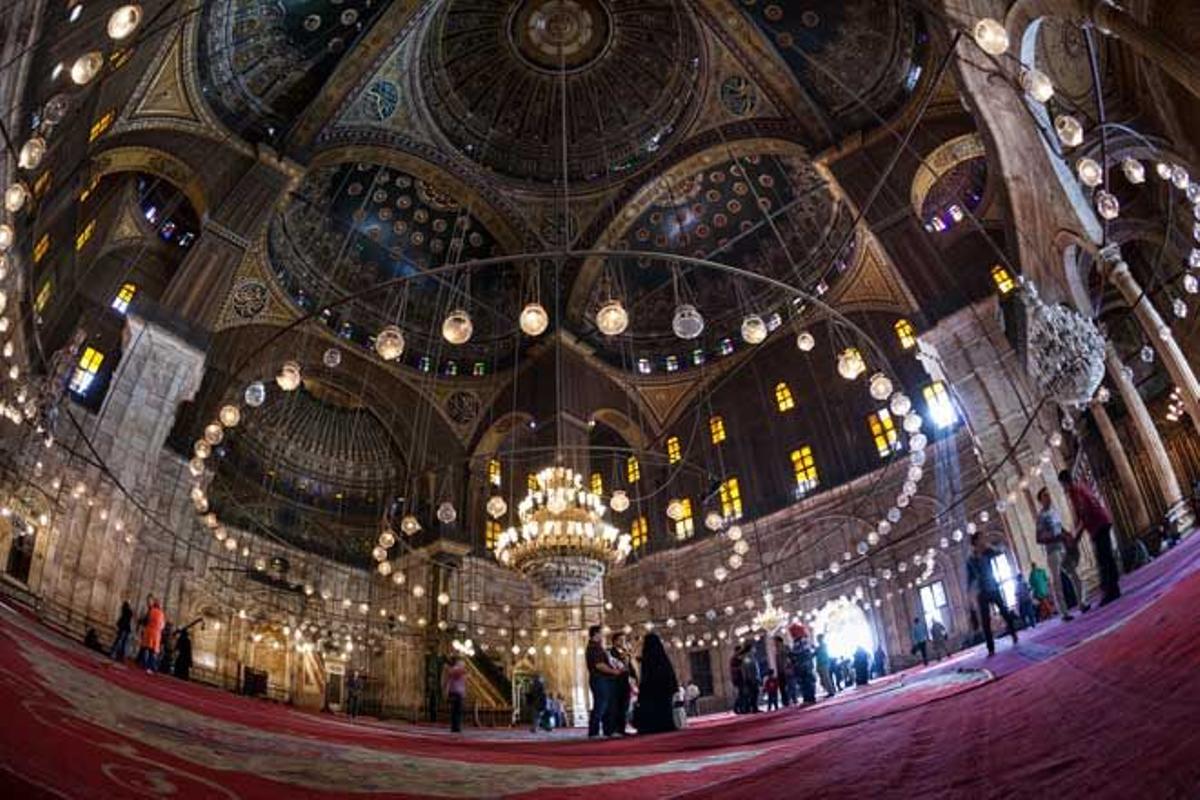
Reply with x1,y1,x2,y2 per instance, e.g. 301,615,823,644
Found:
1104,345,1192,533
1092,1,1200,101
1101,245,1200,436
1090,399,1153,534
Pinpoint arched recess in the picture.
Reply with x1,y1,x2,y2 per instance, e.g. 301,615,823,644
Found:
88,145,211,220
590,408,649,452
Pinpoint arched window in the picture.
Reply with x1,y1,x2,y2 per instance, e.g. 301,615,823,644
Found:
719,477,743,519
666,436,682,464
775,382,795,412
709,415,726,445
590,472,603,495
790,446,818,495
923,381,959,428
630,517,648,550
990,264,1015,295
69,347,104,394
626,456,640,483
673,498,694,540
867,409,902,459
894,318,917,350
485,520,501,551
111,282,137,314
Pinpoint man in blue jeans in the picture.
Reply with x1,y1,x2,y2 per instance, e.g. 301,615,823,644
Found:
586,624,624,737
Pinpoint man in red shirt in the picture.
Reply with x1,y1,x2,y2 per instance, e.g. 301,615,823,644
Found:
1058,470,1121,606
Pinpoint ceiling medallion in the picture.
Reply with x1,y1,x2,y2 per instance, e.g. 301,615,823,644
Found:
510,0,613,73
493,466,630,601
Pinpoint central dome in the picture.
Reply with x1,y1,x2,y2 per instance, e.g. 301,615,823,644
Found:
423,0,703,187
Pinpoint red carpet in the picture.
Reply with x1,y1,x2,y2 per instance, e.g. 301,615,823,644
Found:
2,538,1200,798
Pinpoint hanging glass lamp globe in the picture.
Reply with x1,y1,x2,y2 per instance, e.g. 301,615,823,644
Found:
70,51,104,85
107,5,142,40
0,225,13,252
436,502,457,524
972,18,1009,55
486,495,507,519
672,304,704,340
375,325,406,360
378,529,396,549
276,361,301,391
520,302,549,336
18,137,46,170
193,439,211,459
741,314,767,344
868,372,893,401
1121,158,1146,185
4,183,28,213
837,347,866,380
704,510,724,531
1076,157,1103,187
442,309,473,344
400,515,421,535
219,404,240,428
903,411,924,433
796,330,815,352
371,545,388,562
595,299,629,336
377,560,393,577
203,423,224,446
1054,115,1084,148
1020,67,1054,103
726,525,743,541
244,381,266,407
666,499,685,521
322,348,341,368
610,489,630,512
889,391,911,417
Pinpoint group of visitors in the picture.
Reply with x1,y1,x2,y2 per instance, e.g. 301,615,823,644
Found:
586,625,685,737
108,595,193,680
728,627,887,713
910,615,951,665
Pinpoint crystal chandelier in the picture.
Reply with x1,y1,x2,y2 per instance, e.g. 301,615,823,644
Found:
1018,281,1106,407
493,466,630,601
752,596,787,633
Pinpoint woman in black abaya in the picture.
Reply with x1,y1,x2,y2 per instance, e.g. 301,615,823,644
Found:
632,632,680,734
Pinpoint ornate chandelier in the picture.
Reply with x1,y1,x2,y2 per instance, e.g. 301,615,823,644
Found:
752,595,787,633
1019,282,1106,407
493,466,630,601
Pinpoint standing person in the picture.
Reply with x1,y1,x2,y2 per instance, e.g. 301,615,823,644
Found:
684,680,700,717
585,625,623,738
527,674,548,733
763,669,779,711
852,647,871,686
872,644,887,678
136,596,165,673
930,619,950,661
729,645,746,713
110,599,134,662
1059,470,1121,605
172,627,193,681
911,616,929,666
631,632,679,734
345,669,364,719
790,634,817,704
1028,561,1051,620
815,634,836,699
967,532,1020,656
740,643,761,713
443,656,467,733
157,622,175,674
607,632,636,735
1036,486,1088,619
1015,575,1038,629
773,635,794,706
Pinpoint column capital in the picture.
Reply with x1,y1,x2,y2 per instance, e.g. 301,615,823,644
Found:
1098,243,1127,271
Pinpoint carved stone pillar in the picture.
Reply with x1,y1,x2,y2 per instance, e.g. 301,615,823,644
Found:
1101,246,1200,435
44,316,205,623
1089,399,1153,535
1104,345,1192,533
1092,1,1200,101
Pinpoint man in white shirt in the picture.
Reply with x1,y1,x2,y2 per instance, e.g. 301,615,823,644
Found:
1036,487,1086,620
